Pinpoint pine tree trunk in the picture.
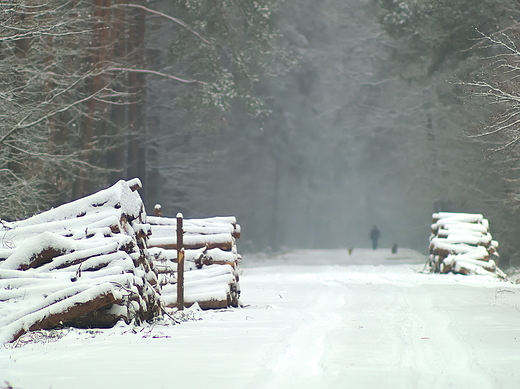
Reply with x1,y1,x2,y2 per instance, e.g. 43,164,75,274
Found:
126,1,147,198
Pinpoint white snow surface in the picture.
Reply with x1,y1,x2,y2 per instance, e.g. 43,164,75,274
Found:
147,232,234,247
2,248,520,388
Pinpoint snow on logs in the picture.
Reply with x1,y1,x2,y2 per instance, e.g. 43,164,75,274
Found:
428,212,505,278
0,179,161,344
0,179,243,344
147,214,241,310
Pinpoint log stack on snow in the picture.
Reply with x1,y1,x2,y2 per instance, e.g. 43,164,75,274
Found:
0,179,243,345
0,179,160,344
147,214,241,310
428,212,505,278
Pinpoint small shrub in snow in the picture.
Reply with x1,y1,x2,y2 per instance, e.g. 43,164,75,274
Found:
6,328,71,349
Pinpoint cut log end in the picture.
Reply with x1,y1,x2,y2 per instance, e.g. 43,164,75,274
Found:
127,178,142,192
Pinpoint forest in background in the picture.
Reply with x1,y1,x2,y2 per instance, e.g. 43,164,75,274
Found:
3,0,520,266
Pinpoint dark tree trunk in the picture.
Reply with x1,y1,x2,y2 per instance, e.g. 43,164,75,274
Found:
126,1,147,199
73,0,113,199
108,0,129,185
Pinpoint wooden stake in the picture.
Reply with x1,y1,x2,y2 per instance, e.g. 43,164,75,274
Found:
154,204,162,217
176,213,184,310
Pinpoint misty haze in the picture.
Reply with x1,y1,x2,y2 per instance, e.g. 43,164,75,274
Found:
1,0,519,260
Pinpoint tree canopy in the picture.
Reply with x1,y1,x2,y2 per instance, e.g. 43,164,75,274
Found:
5,0,520,265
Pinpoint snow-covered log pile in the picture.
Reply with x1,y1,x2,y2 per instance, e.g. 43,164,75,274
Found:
428,212,505,278
147,213,241,309
0,179,161,344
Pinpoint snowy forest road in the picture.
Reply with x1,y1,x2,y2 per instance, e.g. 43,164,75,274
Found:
2,249,520,389
241,249,520,389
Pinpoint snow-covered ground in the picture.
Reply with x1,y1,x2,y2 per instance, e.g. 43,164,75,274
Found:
2,248,520,388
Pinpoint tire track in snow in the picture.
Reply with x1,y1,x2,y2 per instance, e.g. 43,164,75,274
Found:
246,260,502,388
391,285,485,388
318,282,499,388
248,268,347,388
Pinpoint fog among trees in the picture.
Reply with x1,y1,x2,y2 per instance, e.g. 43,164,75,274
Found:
4,0,520,266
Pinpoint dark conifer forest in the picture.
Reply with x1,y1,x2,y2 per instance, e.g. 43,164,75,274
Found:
3,1,520,266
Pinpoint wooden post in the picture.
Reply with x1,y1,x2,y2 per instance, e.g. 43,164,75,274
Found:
176,213,184,310
154,204,162,217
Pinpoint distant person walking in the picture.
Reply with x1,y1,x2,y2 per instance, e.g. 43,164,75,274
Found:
370,225,380,250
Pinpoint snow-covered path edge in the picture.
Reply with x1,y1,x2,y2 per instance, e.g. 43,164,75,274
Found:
2,248,520,389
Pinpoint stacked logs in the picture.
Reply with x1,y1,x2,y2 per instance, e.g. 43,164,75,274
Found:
147,212,241,310
0,180,243,345
0,179,161,344
428,212,505,278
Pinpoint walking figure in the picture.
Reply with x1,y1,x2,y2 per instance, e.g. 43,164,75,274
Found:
370,225,380,250
391,243,398,254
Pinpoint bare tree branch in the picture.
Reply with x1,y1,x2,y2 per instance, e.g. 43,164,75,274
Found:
107,67,209,85
117,3,211,45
